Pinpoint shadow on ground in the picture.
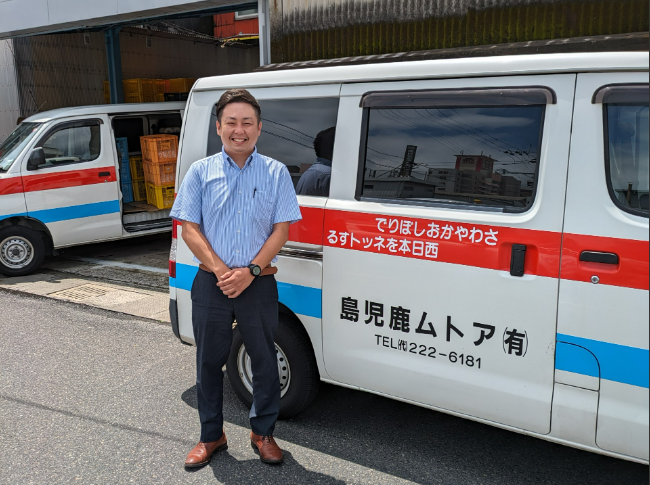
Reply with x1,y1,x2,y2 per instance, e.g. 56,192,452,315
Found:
179,377,648,485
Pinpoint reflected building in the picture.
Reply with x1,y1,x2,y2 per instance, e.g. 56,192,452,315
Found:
427,154,522,199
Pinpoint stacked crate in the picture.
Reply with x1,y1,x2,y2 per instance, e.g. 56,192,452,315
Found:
123,79,156,103
115,137,134,203
166,78,197,94
129,155,147,202
154,79,167,102
140,134,178,209
103,77,195,103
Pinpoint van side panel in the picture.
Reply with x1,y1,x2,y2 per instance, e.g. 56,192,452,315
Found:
557,72,649,461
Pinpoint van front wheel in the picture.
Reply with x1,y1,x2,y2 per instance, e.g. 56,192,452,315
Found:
0,226,46,277
226,315,320,419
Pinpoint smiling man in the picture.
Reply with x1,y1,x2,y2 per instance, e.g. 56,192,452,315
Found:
170,89,302,468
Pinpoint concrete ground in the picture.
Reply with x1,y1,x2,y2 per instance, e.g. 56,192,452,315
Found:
1,290,648,485
0,233,171,322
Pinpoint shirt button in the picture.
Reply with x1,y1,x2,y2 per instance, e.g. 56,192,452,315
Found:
238,211,241,214
236,250,240,253
239,191,242,194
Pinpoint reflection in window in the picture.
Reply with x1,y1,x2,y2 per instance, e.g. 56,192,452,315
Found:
606,104,649,214
39,122,101,168
361,106,545,210
206,97,339,194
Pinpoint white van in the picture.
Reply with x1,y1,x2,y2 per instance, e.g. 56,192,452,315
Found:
169,52,649,463
0,102,185,276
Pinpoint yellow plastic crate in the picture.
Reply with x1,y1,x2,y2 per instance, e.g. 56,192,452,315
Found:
154,79,166,95
132,180,147,202
129,156,144,181
103,81,110,104
123,78,155,97
124,93,155,104
167,78,196,93
146,182,175,209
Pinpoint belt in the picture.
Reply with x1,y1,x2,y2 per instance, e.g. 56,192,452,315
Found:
199,264,278,277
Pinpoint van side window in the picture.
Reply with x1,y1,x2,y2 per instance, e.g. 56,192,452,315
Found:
359,102,545,211
604,104,649,215
207,97,340,196
37,121,101,169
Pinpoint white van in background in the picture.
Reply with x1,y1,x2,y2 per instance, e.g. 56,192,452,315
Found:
0,102,185,276
169,52,648,463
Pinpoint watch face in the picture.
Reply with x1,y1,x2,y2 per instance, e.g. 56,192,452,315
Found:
252,265,261,276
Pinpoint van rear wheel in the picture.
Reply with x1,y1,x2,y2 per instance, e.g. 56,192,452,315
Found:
0,226,46,277
226,314,320,419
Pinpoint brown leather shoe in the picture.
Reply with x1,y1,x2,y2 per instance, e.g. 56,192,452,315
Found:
250,432,284,464
185,432,228,469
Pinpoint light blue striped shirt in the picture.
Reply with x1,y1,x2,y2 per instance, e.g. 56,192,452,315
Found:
170,147,302,268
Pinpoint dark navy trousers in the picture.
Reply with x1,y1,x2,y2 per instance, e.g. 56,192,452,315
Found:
191,268,280,442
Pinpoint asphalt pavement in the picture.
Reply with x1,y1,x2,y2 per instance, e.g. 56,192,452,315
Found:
0,290,647,485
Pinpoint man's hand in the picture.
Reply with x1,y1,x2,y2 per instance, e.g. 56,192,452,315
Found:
217,268,255,298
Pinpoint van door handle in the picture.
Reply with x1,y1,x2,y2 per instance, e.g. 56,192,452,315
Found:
510,244,526,277
98,171,111,177
580,251,619,265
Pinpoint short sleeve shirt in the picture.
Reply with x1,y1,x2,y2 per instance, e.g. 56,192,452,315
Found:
170,147,302,268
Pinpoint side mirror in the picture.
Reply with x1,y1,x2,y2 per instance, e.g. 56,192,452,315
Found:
27,147,46,170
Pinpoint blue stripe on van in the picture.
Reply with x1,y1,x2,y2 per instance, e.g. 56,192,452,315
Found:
172,262,322,319
28,200,120,224
556,333,649,388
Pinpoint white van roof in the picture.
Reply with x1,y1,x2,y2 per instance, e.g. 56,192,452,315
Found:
193,52,648,92
24,102,186,124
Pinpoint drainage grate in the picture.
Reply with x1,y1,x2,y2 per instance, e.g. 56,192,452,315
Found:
49,284,113,301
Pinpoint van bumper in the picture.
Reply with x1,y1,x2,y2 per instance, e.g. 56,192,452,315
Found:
169,298,180,340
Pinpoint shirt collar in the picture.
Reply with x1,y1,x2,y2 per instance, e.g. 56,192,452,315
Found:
222,146,257,170
316,157,332,167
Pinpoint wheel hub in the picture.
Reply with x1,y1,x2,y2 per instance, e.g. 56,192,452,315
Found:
237,343,292,398
0,236,34,269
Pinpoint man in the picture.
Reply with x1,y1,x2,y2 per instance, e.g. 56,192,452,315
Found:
170,89,302,468
296,126,336,197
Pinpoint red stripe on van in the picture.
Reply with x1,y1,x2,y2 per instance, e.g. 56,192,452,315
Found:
22,166,117,193
561,233,649,291
289,206,325,245
323,209,562,278
0,177,25,196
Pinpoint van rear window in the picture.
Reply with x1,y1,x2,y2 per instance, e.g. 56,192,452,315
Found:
604,104,649,216
207,97,339,196
359,104,545,211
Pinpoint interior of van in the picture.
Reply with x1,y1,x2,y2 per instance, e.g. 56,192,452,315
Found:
111,112,182,233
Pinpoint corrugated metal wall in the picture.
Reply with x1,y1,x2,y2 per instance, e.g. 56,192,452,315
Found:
0,40,21,142
12,32,109,117
8,30,259,123
270,0,650,62
120,30,258,79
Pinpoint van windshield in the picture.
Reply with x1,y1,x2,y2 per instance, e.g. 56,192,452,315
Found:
0,122,42,172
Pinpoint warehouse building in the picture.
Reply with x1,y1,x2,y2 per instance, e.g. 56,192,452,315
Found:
0,0,647,141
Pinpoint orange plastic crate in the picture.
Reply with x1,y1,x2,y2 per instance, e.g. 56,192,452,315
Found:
146,182,175,209
140,135,178,164
143,160,176,185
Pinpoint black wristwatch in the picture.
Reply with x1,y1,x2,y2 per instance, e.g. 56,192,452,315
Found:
248,264,262,277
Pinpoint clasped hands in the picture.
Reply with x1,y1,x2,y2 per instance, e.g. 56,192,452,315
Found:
215,267,254,299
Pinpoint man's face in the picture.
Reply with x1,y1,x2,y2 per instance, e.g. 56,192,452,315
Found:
217,102,262,157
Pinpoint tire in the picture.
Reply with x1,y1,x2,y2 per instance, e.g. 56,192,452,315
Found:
227,314,320,419
0,226,46,277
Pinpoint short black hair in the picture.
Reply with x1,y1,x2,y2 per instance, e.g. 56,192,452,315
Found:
314,126,336,160
215,88,261,123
